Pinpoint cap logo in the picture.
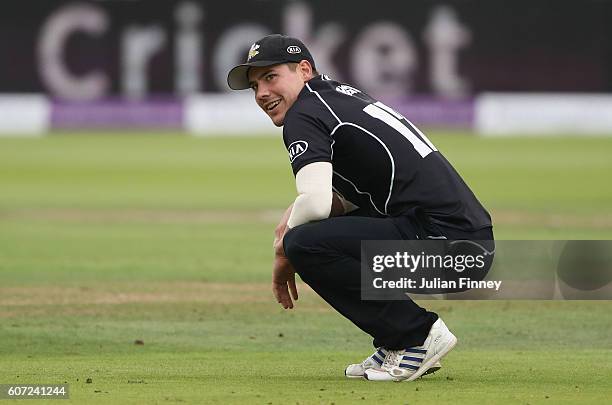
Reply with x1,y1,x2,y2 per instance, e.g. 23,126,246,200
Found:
247,43,260,61
286,45,301,54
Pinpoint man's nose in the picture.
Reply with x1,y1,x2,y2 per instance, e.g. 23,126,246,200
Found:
256,83,271,101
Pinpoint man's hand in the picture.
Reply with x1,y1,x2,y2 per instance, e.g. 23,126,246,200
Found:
272,203,298,309
272,252,298,309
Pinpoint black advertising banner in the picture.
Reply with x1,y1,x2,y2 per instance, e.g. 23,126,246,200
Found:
1,0,611,100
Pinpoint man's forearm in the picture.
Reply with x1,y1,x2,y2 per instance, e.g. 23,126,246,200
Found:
286,162,333,229
287,191,332,228
276,192,344,242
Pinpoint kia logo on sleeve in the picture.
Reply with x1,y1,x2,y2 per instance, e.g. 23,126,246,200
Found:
288,140,308,162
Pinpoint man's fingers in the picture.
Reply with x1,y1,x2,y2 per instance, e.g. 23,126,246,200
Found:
272,283,293,309
288,277,298,301
279,289,293,309
272,284,281,302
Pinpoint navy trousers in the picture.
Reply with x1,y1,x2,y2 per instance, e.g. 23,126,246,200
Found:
283,212,494,349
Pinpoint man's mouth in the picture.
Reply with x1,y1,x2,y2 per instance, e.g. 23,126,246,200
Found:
265,99,281,112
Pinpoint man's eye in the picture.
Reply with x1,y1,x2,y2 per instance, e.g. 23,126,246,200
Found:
266,74,275,81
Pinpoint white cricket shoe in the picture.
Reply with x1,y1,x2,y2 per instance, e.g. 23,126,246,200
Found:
364,318,457,382
345,348,387,378
345,348,442,379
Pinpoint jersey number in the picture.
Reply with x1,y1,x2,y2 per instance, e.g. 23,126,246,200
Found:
363,102,438,158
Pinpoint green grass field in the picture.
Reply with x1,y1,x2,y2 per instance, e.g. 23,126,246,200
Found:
1,133,611,404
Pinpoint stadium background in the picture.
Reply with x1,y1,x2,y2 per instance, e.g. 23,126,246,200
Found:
1,0,611,403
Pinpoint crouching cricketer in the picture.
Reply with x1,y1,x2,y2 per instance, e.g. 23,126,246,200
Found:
227,34,494,381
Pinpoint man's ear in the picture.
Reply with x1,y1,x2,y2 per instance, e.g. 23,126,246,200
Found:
298,60,314,81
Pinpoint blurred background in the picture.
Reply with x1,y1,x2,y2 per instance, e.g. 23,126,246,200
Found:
2,0,612,134
1,2,611,402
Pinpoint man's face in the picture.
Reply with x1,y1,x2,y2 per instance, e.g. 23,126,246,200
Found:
247,63,309,127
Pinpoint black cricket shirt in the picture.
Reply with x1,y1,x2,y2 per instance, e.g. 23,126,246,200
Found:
282,75,492,232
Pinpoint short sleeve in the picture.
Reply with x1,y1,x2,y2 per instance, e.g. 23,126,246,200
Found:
283,111,333,175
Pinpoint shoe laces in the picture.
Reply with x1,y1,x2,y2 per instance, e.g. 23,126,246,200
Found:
381,350,403,369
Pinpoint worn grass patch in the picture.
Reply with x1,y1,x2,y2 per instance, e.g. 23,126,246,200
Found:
1,285,611,404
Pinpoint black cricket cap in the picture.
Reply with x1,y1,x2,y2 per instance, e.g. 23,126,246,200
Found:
227,34,316,90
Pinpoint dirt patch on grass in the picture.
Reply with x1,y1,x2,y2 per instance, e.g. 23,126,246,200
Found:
0,282,326,318
0,282,270,306
3,281,610,320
